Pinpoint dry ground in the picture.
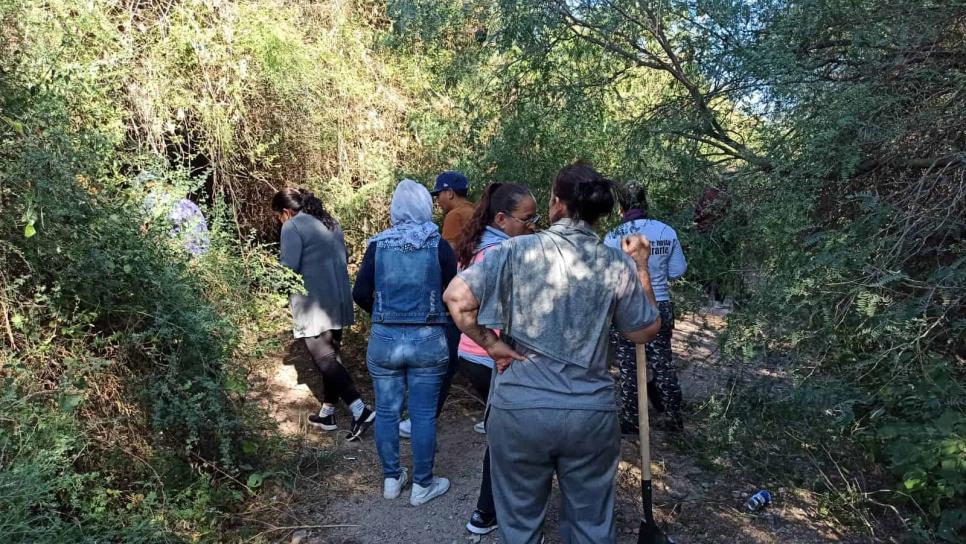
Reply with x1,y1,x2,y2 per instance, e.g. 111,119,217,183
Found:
248,311,880,544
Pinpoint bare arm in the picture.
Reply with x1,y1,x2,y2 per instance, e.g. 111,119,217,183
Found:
621,235,663,344
443,277,524,373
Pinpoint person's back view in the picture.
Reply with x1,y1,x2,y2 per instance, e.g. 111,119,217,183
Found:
605,181,687,432
445,163,662,544
282,212,355,336
271,188,375,440
353,179,457,506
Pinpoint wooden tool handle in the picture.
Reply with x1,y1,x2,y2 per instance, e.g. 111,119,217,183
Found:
636,344,651,480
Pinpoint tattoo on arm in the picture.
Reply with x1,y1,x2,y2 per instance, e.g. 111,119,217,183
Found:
472,326,499,350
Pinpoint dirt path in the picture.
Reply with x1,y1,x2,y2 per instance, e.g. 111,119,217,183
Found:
252,312,875,544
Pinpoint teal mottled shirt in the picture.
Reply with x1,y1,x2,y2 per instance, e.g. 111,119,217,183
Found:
459,219,658,410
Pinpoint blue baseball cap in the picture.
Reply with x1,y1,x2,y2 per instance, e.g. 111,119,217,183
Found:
431,171,469,195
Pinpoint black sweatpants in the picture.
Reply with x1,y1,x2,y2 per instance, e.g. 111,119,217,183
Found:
459,356,496,514
298,329,362,408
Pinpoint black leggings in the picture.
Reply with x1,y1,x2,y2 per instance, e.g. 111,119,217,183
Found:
459,356,493,402
297,329,361,408
434,321,462,416
459,356,496,515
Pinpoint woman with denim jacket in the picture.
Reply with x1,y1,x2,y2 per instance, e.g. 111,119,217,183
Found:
352,179,458,506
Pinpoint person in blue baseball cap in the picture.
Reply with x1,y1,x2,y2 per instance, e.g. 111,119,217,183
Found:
431,171,476,248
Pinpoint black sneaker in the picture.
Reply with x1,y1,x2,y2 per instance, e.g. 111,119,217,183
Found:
308,413,337,431
466,509,498,535
346,406,375,442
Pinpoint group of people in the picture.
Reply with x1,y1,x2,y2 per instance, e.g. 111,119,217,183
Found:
271,162,688,543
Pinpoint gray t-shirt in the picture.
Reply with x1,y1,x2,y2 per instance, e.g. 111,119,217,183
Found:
459,219,658,410
281,212,354,338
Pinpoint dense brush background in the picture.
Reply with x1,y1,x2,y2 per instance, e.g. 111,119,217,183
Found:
0,0,962,542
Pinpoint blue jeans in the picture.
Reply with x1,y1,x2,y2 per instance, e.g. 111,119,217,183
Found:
366,323,449,486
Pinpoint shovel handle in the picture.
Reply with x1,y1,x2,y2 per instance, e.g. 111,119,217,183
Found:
636,344,651,480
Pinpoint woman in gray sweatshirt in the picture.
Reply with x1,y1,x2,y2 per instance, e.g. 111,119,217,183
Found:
272,188,374,441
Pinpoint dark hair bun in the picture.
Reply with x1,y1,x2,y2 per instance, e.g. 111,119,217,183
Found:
616,180,648,212
575,178,614,222
553,163,615,224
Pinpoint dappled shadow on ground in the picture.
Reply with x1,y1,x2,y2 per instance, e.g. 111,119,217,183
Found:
615,438,868,544
249,313,878,544
249,338,323,436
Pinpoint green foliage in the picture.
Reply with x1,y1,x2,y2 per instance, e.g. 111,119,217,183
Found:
0,1,297,540
387,0,965,539
1,0,963,540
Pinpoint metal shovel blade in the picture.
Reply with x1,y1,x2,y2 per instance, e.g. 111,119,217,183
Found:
637,478,674,544
638,519,674,544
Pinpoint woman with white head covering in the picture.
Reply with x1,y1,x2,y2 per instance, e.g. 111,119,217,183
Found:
352,179,458,506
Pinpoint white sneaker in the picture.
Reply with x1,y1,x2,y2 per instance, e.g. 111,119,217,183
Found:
473,421,486,434
409,476,450,506
383,467,408,499
399,418,411,439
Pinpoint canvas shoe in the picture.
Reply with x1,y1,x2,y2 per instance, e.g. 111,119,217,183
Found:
346,406,375,442
473,420,486,434
383,467,408,500
308,413,337,431
465,509,498,535
409,476,450,506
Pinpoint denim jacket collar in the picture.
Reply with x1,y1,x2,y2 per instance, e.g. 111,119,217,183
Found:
479,225,510,250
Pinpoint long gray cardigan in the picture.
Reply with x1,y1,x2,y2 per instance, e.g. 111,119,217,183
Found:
280,212,354,338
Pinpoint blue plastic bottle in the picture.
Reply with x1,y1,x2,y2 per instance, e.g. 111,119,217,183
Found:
745,490,772,511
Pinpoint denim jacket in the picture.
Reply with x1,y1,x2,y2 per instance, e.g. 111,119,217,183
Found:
371,241,450,325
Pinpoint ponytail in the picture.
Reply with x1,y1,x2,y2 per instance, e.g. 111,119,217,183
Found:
270,187,339,231
552,161,615,224
297,189,339,230
455,182,532,268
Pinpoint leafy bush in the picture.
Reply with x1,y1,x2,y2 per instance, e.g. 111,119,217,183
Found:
0,1,296,539
382,1,965,539
1,0,962,541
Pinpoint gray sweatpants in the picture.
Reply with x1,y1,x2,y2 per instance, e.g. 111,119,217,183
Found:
488,407,620,544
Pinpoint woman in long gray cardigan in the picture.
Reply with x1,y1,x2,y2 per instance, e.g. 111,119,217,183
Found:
272,188,375,441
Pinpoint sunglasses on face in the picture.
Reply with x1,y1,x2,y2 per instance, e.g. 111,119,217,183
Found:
507,213,541,226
